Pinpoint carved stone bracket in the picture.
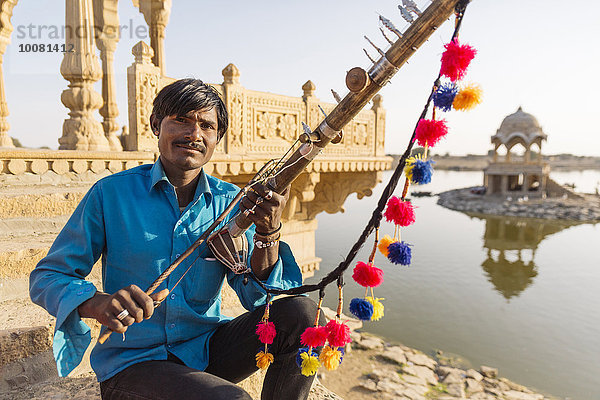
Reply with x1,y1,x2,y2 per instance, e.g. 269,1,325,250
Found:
0,0,18,148
306,171,382,220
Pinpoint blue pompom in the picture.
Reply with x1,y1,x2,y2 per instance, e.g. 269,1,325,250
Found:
410,159,434,184
296,347,318,367
433,83,458,112
349,298,374,321
388,241,412,265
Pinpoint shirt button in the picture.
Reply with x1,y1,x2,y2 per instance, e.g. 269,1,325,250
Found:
175,253,181,258
170,323,175,329
170,294,176,300
167,344,172,348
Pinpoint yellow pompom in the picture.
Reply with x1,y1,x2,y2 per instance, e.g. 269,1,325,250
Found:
453,83,483,111
378,235,393,257
256,351,274,370
403,155,418,182
365,296,385,321
300,351,321,376
319,345,343,371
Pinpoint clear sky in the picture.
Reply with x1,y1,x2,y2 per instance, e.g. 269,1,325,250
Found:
4,0,600,156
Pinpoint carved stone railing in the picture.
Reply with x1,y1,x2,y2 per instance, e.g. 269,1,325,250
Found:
123,42,386,159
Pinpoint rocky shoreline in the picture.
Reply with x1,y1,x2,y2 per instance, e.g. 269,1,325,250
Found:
437,187,600,222
319,331,558,400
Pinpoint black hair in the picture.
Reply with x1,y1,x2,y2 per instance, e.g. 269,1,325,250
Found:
151,78,228,141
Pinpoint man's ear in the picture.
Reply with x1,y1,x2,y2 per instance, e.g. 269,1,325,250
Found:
149,114,160,137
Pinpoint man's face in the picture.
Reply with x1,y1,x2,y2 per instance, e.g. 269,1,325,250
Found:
156,107,219,174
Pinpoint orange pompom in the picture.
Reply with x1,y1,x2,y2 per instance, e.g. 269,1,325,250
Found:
378,235,393,257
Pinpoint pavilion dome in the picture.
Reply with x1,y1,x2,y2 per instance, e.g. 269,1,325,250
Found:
492,107,547,146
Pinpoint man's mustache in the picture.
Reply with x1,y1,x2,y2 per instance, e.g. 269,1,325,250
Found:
174,140,205,151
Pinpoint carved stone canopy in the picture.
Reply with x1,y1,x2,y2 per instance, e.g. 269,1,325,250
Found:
491,106,547,147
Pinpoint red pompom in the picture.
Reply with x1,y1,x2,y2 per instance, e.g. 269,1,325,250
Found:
440,39,477,82
352,261,384,288
415,119,448,147
325,320,352,347
256,321,276,344
384,196,416,227
301,326,329,347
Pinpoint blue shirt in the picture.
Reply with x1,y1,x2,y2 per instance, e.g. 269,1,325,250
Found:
29,160,302,381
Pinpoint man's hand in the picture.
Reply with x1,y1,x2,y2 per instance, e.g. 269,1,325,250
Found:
78,285,169,333
240,184,289,234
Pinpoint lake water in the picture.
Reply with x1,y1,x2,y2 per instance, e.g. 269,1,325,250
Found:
308,169,600,400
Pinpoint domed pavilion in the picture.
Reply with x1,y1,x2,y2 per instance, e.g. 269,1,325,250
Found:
484,107,550,197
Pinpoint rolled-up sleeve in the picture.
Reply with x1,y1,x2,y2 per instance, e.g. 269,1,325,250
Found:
29,184,105,377
226,227,302,311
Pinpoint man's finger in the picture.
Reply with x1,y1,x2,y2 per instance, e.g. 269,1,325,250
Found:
129,285,155,320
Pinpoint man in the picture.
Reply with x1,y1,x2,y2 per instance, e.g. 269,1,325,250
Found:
30,79,320,400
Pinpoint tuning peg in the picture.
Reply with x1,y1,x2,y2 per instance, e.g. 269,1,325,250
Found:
364,36,386,56
331,89,342,103
402,0,422,16
379,27,394,45
398,5,415,23
379,15,403,38
363,48,377,64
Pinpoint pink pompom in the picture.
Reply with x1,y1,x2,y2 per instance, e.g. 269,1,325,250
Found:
301,326,329,347
325,320,352,347
440,39,477,82
384,196,416,227
415,119,448,147
352,261,384,288
256,321,276,344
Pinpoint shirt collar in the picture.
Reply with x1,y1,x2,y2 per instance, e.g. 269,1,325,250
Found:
149,159,213,204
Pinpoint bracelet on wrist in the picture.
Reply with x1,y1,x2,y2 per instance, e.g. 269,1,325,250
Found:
255,222,282,237
253,234,280,249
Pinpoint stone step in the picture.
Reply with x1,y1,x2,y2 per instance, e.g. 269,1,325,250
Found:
0,184,89,219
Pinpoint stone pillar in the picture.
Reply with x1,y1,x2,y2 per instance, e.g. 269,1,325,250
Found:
372,94,385,156
59,0,110,151
500,175,508,194
0,0,18,148
521,174,528,194
93,0,123,150
138,0,171,75
125,41,161,151
221,63,243,155
524,147,531,163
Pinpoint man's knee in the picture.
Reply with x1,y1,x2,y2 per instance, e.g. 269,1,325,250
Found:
270,296,325,332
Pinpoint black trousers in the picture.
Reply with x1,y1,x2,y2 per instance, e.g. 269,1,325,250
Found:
99,296,323,400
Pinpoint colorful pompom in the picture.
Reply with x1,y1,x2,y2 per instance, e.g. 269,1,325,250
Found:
300,326,329,348
319,345,344,370
349,298,374,321
405,156,434,185
255,350,274,370
433,83,458,112
299,351,321,376
378,235,394,257
365,296,385,321
352,261,384,288
256,321,276,345
384,196,416,227
415,118,448,147
296,347,319,367
440,39,477,82
387,241,412,266
325,320,352,347
453,83,483,111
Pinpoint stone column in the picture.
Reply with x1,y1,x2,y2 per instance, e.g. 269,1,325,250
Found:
372,94,385,156
138,0,171,75
500,175,508,194
59,0,110,151
222,63,244,155
0,0,18,148
93,0,123,150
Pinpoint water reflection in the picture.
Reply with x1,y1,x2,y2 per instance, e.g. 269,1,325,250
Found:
474,215,579,300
